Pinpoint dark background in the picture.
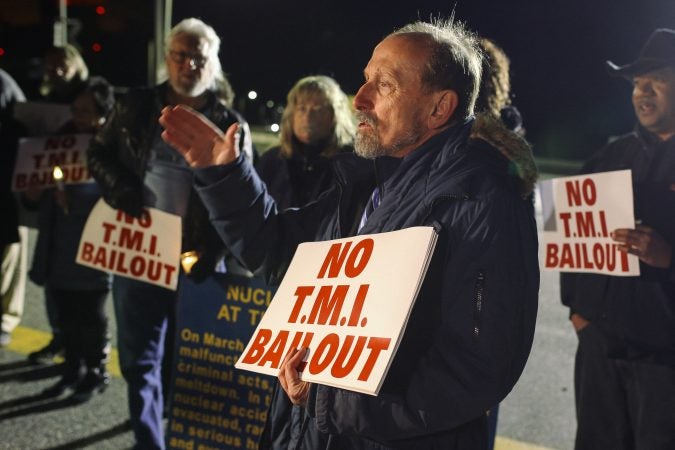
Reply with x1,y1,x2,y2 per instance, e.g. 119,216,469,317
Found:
1,0,674,160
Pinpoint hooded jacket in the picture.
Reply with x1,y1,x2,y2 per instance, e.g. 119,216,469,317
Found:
195,114,540,449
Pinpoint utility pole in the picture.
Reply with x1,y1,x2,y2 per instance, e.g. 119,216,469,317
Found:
53,0,68,46
148,0,173,85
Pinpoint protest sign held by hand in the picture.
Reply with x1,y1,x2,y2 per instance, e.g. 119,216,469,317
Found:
76,199,182,290
539,169,639,276
236,226,438,396
12,133,94,192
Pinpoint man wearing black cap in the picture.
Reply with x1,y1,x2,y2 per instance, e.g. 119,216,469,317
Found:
560,29,675,450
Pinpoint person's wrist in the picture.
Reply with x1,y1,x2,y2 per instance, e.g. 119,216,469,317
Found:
570,313,589,332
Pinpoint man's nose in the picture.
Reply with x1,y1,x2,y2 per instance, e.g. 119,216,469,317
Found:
635,80,655,96
353,83,373,111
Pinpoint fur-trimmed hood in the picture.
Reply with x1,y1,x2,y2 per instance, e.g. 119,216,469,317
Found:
469,112,538,196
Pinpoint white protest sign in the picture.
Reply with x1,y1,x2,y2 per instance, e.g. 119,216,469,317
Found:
11,133,93,192
538,169,639,276
76,199,182,290
235,226,438,396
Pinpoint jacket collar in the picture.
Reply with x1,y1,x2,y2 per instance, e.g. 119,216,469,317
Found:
635,123,675,147
331,119,474,199
374,119,474,201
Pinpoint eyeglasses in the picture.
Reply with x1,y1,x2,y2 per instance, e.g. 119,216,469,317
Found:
168,50,208,69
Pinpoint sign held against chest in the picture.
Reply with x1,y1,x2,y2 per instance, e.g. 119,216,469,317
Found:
235,226,438,396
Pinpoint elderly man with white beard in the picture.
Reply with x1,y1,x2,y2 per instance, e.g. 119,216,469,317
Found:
87,18,254,450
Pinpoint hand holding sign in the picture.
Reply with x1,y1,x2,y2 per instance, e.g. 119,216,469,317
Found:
279,347,311,406
539,170,640,276
235,227,438,396
11,134,94,192
77,199,182,290
159,105,240,168
612,224,672,268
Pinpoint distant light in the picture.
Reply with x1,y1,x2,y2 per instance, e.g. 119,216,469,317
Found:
92,42,102,53
0,48,4,57
270,123,280,132
247,91,258,100
180,251,199,274
53,165,64,181
266,100,274,108
95,6,106,15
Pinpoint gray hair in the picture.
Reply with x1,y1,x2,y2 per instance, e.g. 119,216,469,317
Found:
158,18,235,106
390,18,482,121
279,75,355,158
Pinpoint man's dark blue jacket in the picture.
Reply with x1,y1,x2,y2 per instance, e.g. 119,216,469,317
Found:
194,114,540,449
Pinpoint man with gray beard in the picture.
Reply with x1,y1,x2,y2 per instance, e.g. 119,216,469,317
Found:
160,18,539,450
87,18,253,450
353,110,422,159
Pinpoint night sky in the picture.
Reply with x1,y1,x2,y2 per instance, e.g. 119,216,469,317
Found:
170,0,675,160
2,0,675,161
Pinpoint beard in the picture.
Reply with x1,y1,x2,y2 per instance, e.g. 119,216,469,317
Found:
354,131,386,159
173,80,209,98
171,70,212,98
354,111,422,159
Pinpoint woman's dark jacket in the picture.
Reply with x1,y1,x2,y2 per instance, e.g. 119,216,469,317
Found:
27,180,110,291
256,145,352,210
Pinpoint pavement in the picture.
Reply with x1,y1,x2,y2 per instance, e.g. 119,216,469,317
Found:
0,274,135,449
0,184,578,450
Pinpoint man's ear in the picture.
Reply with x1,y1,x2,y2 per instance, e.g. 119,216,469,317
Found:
428,90,458,129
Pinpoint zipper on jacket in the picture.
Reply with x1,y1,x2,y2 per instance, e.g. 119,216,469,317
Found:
473,271,485,340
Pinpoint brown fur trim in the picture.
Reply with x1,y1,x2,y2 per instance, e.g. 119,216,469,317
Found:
469,112,538,196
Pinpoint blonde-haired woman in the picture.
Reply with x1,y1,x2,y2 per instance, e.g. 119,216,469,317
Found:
256,75,355,210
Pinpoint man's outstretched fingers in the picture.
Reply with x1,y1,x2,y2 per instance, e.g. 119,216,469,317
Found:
159,104,239,167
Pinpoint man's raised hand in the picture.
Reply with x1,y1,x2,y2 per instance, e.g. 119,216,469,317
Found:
159,105,240,167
